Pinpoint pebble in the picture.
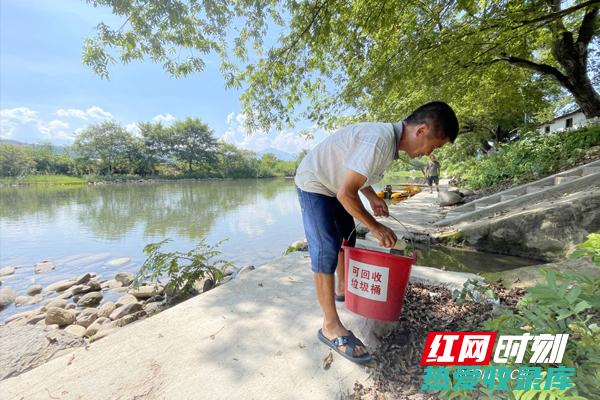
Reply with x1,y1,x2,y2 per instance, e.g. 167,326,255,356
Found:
77,292,103,307
97,302,116,318
34,261,55,273
64,324,86,337
109,303,143,320
14,295,30,306
0,287,18,309
106,257,131,267
114,272,135,286
0,266,16,277
26,285,43,295
45,307,76,326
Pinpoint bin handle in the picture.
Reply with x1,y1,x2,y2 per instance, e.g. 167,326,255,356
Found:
345,214,416,259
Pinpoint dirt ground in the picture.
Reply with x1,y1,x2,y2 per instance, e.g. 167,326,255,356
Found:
346,282,524,400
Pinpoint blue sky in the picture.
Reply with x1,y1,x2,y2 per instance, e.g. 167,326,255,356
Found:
0,0,324,155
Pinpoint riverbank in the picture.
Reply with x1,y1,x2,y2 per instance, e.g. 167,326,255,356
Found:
0,174,296,188
0,251,495,399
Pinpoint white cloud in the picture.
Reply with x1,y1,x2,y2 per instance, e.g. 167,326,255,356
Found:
37,119,72,140
55,106,113,120
1,107,39,123
226,112,235,125
151,113,176,125
1,106,76,142
0,120,16,138
235,112,247,127
220,111,323,155
86,106,113,120
125,122,141,136
1,107,40,138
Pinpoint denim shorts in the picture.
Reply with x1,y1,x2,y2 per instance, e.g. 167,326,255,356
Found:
427,176,439,185
296,187,356,274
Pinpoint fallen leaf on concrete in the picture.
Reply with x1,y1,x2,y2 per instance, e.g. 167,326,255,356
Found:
201,325,225,340
323,352,333,370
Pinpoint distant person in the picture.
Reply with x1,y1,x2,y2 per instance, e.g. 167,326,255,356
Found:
425,154,441,193
295,101,459,364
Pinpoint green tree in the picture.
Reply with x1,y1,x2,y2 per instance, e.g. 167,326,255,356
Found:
83,0,599,133
217,142,259,178
73,121,136,175
170,118,218,173
0,143,35,176
257,152,278,177
139,121,173,173
28,142,56,173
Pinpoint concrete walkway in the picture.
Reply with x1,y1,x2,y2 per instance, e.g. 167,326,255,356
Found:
0,254,371,400
366,189,446,243
0,259,479,400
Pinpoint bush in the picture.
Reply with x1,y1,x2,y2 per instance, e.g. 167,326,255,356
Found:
568,233,600,267
133,238,232,297
436,236,600,400
444,125,600,190
0,144,35,176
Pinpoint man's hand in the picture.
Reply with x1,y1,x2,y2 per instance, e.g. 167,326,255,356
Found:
370,222,397,248
369,196,389,217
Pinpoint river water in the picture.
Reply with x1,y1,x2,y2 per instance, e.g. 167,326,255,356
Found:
0,178,538,321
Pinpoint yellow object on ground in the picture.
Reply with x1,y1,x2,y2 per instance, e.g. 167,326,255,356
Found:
390,186,421,202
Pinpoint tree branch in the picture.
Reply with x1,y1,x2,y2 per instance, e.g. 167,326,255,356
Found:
577,5,599,45
497,54,571,87
517,0,598,30
281,0,328,63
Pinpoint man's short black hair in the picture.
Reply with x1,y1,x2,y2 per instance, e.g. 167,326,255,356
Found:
405,101,459,143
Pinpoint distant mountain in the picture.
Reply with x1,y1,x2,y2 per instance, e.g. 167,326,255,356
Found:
256,148,297,161
0,139,28,147
0,139,67,153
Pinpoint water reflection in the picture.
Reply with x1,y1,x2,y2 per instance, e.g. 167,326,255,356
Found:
412,244,538,273
0,179,303,267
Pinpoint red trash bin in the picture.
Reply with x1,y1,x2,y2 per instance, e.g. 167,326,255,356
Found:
342,240,415,321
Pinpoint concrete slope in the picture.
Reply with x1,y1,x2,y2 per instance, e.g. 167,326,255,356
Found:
0,254,370,400
436,159,600,227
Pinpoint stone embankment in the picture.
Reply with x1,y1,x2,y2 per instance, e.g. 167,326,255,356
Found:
0,259,237,381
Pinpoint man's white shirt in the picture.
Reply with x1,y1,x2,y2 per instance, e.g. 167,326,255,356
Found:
295,122,401,196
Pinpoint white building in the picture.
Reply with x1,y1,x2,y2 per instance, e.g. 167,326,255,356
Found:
537,109,595,134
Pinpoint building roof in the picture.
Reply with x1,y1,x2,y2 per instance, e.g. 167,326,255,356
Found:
542,109,583,125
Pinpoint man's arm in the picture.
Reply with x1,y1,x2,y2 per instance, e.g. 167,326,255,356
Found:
360,185,389,217
337,170,397,248
360,186,378,201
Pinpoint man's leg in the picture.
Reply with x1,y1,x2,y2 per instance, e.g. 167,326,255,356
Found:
334,198,355,299
314,272,367,357
297,188,366,358
335,251,344,298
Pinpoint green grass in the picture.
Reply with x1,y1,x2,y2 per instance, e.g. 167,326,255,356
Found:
383,170,423,179
0,174,87,186
444,124,600,190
